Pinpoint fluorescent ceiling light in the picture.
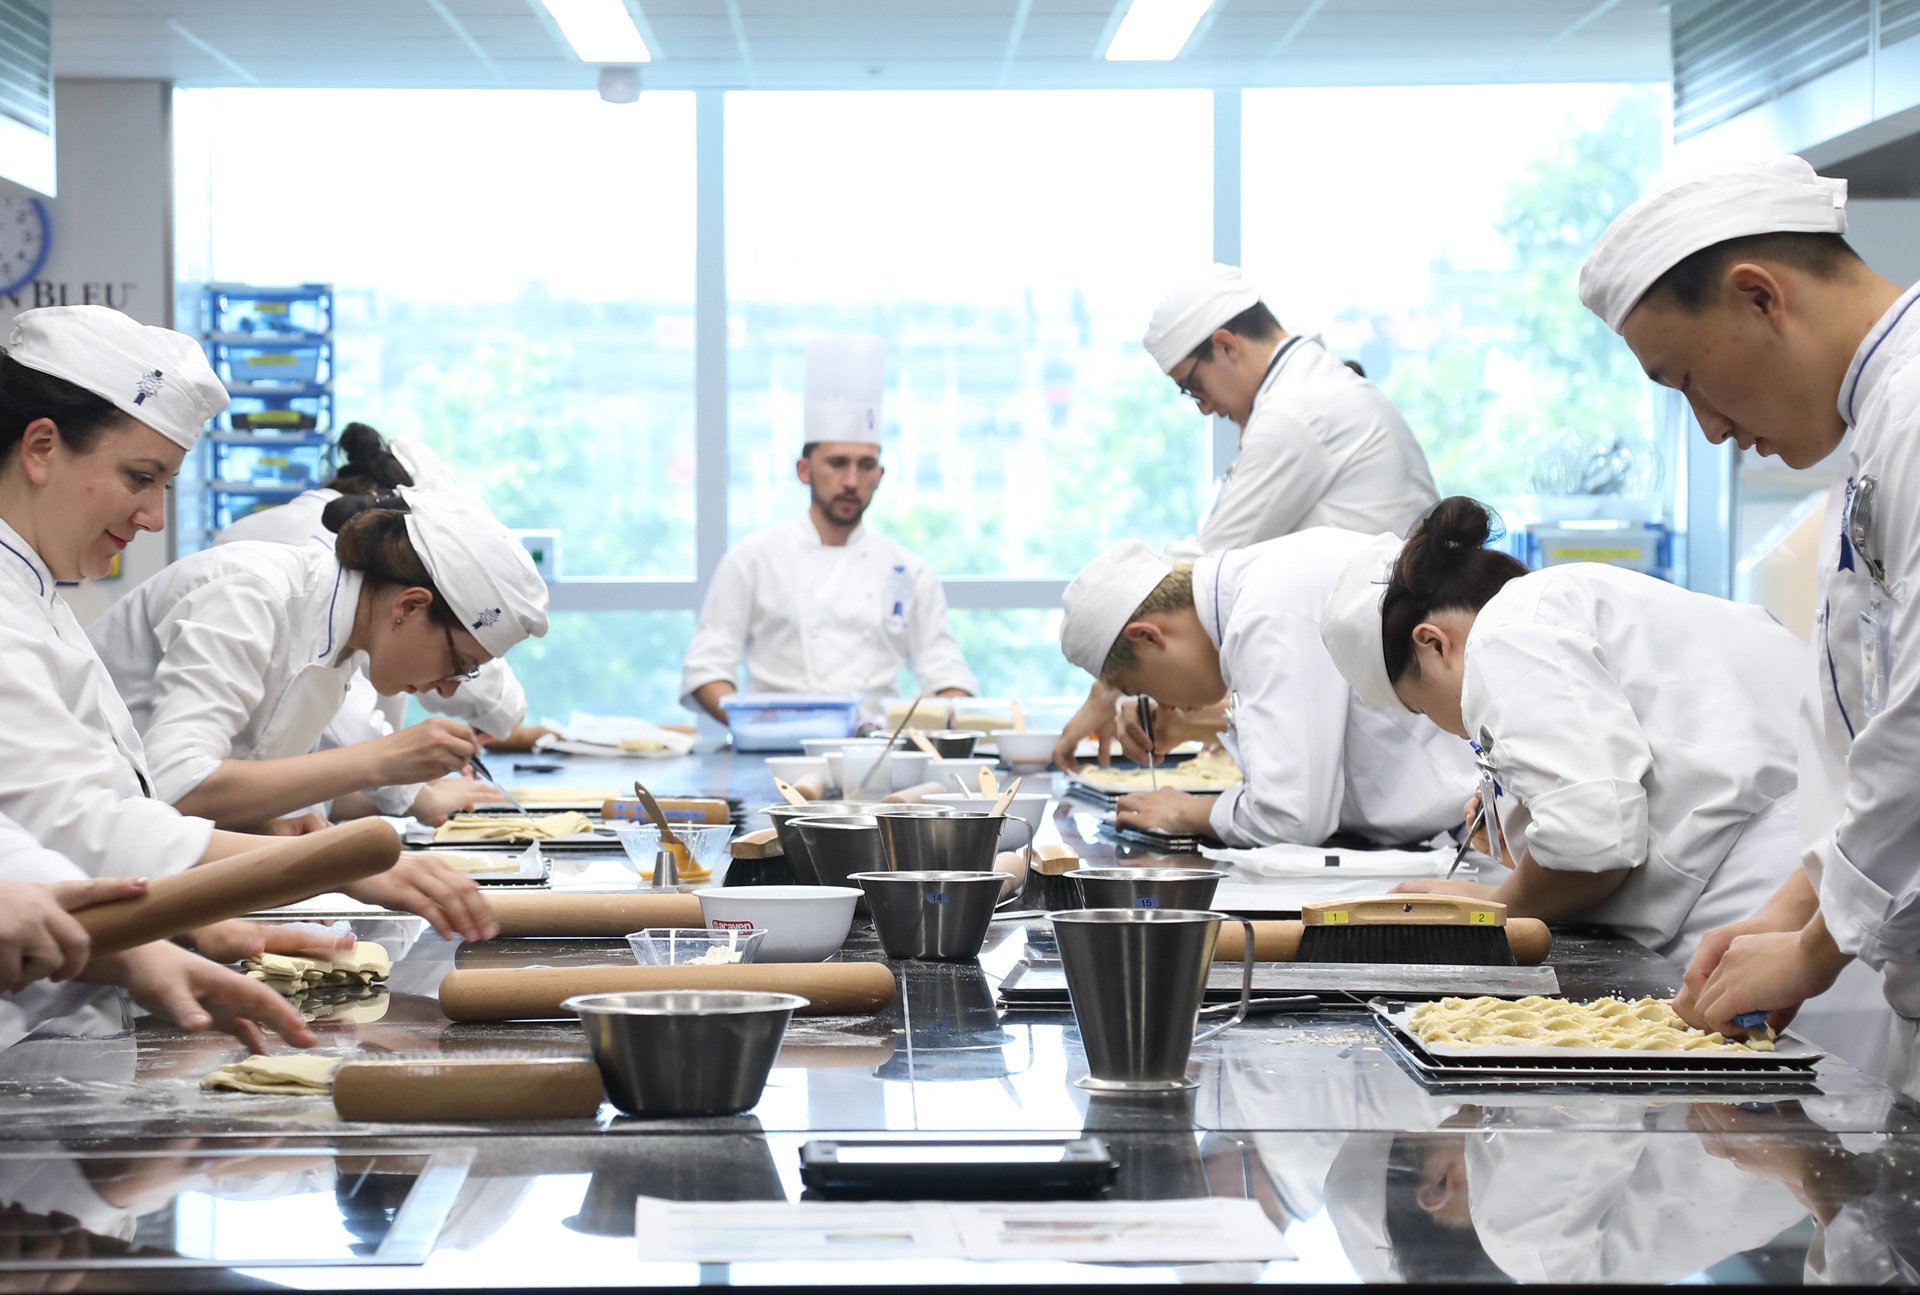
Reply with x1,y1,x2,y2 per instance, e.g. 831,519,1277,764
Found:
1104,0,1212,61
542,0,652,63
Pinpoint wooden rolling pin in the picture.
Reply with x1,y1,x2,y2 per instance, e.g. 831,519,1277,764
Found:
483,891,703,937
333,1056,605,1122
439,961,898,1021
1213,918,1552,965
72,818,401,958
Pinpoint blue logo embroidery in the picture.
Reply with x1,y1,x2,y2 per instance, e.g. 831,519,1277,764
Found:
472,607,502,630
133,370,164,405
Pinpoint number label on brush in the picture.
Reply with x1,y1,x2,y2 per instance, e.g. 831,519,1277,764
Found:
1321,910,1349,925
1469,910,1497,926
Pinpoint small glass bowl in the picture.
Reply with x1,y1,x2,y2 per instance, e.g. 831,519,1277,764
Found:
625,926,767,966
609,823,736,883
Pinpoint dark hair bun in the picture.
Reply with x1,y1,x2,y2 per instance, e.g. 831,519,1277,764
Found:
324,422,415,495
336,422,388,469
1379,496,1528,686
322,490,409,536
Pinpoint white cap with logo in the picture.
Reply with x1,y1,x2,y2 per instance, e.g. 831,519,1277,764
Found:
804,335,885,448
1058,539,1176,679
1142,264,1263,374
400,489,550,659
1579,153,1849,334
6,305,227,450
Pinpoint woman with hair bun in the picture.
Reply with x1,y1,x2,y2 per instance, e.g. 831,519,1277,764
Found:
1319,496,1806,963
86,487,549,941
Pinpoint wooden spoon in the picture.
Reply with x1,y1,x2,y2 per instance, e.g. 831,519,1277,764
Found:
989,776,1023,818
771,777,809,807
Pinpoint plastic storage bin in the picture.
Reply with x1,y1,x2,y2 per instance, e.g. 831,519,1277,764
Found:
720,693,863,753
205,283,333,337
215,341,328,385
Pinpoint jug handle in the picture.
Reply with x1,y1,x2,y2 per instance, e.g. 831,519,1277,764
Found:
1192,916,1254,1044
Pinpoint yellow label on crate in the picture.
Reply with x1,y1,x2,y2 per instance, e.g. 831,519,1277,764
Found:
1544,547,1645,562
246,411,302,426
256,302,289,314
246,353,300,366
1319,909,1349,925
1469,910,1497,926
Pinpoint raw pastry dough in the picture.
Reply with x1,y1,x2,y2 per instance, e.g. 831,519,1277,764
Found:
433,811,596,843
1407,995,1774,1053
1073,748,1244,792
507,787,619,804
244,941,390,999
200,1053,342,1095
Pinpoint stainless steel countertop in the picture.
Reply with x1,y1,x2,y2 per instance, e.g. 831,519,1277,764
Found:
0,748,1913,1288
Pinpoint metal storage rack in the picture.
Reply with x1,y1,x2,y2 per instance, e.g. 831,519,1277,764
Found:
178,282,335,554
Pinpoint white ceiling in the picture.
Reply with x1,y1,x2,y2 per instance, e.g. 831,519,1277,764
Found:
50,0,1672,91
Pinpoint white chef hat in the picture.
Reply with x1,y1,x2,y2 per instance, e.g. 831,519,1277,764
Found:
391,436,460,495
399,489,549,658
1318,532,1405,710
1059,539,1175,679
803,335,885,448
1142,264,1263,374
1579,153,1849,333
5,305,227,451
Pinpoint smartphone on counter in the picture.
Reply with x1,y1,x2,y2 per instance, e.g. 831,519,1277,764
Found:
799,1137,1119,1199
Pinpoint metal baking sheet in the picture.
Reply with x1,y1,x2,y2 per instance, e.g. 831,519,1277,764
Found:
1374,1001,1822,1068
996,958,1559,1009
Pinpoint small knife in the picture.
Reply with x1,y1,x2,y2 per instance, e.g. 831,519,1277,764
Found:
466,751,528,817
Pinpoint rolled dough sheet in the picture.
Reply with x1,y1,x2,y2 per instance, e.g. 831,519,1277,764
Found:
433,811,596,843
1072,748,1243,792
201,1053,342,1095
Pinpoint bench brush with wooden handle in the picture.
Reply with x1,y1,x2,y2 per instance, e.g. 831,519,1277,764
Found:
72,818,401,958
1214,896,1551,966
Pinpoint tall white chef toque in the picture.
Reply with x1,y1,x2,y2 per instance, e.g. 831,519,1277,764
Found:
1059,539,1176,680
804,335,886,447
401,490,549,658
1319,532,1407,710
1142,263,1263,374
1579,153,1849,334
6,305,227,450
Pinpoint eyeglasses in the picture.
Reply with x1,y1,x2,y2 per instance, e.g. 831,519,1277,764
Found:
1174,351,1211,404
440,624,483,683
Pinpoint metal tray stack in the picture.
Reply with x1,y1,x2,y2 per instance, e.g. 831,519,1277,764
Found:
1367,1000,1824,1093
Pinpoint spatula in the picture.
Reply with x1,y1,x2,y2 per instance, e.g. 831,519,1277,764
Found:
771,777,809,807
979,767,999,799
907,729,940,757
989,776,1023,818
1010,699,1026,732
632,780,690,885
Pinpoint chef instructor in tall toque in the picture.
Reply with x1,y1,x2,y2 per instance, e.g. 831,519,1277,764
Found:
1053,263,1441,771
681,336,976,722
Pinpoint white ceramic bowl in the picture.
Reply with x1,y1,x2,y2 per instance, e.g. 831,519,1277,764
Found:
766,755,830,787
991,730,1061,771
886,750,932,790
694,885,860,962
922,792,1048,852
927,756,1000,793
801,737,874,758
835,744,897,797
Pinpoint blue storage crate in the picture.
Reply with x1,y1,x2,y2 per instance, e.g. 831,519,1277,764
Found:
215,340,329,385
720,693,863,752
205,283,333,337
222,390,332,434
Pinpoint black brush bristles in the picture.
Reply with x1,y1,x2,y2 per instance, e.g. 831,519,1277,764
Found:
1022,861,1084,911
722,856,797,887
1295,923,1517,967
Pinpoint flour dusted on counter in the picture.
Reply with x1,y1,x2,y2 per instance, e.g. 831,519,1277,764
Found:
688,946,744,966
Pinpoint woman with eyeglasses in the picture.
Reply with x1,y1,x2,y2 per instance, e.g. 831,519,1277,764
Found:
88,487,547,853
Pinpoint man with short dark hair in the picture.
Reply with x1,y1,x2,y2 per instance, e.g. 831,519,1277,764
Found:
680,337,975,723
1579,152,1918,1099
1143,263,1439,552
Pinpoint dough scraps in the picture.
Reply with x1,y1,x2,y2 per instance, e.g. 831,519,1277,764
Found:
1073,748,1244,792
244,941,391,999
200,1053,342,1095
1407,995,1775,1053
432,811,596,843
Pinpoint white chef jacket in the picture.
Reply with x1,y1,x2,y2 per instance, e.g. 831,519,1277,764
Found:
0,519,214,880
1462,564,1802,954
87,541,371,809
215,488,528,739
680,515,977,714
1804,279,1920,1101
1196,337,1438,553
1194,529,1476,849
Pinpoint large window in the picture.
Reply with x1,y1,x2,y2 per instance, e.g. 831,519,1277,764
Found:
1240,85,1670,516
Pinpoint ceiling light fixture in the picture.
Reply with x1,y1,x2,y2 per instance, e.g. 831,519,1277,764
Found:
541,0,652,63
1104,0,1212,61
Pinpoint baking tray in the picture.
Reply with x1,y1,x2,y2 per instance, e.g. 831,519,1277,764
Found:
1367,1001,1822,1091
404,821,622,852
996,958,1559,1009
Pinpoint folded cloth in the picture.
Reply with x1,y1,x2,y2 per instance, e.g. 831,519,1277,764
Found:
200,1053,341,1095
531,712,696,758
1200,841,1452,879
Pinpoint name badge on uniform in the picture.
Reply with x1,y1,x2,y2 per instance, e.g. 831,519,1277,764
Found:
884,563,913,631
1846,475,1895,719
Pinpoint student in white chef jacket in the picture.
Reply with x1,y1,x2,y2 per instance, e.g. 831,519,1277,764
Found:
215,421,530,821
681,336,976,720
90,488,549,849
1317,496,1802,963
1055,533,1471,847
1577,153,1920,1099
0,306,382,1045
1052,265,1440,770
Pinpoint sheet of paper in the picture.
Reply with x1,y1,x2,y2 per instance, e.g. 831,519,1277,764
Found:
634,1197,1293,1264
